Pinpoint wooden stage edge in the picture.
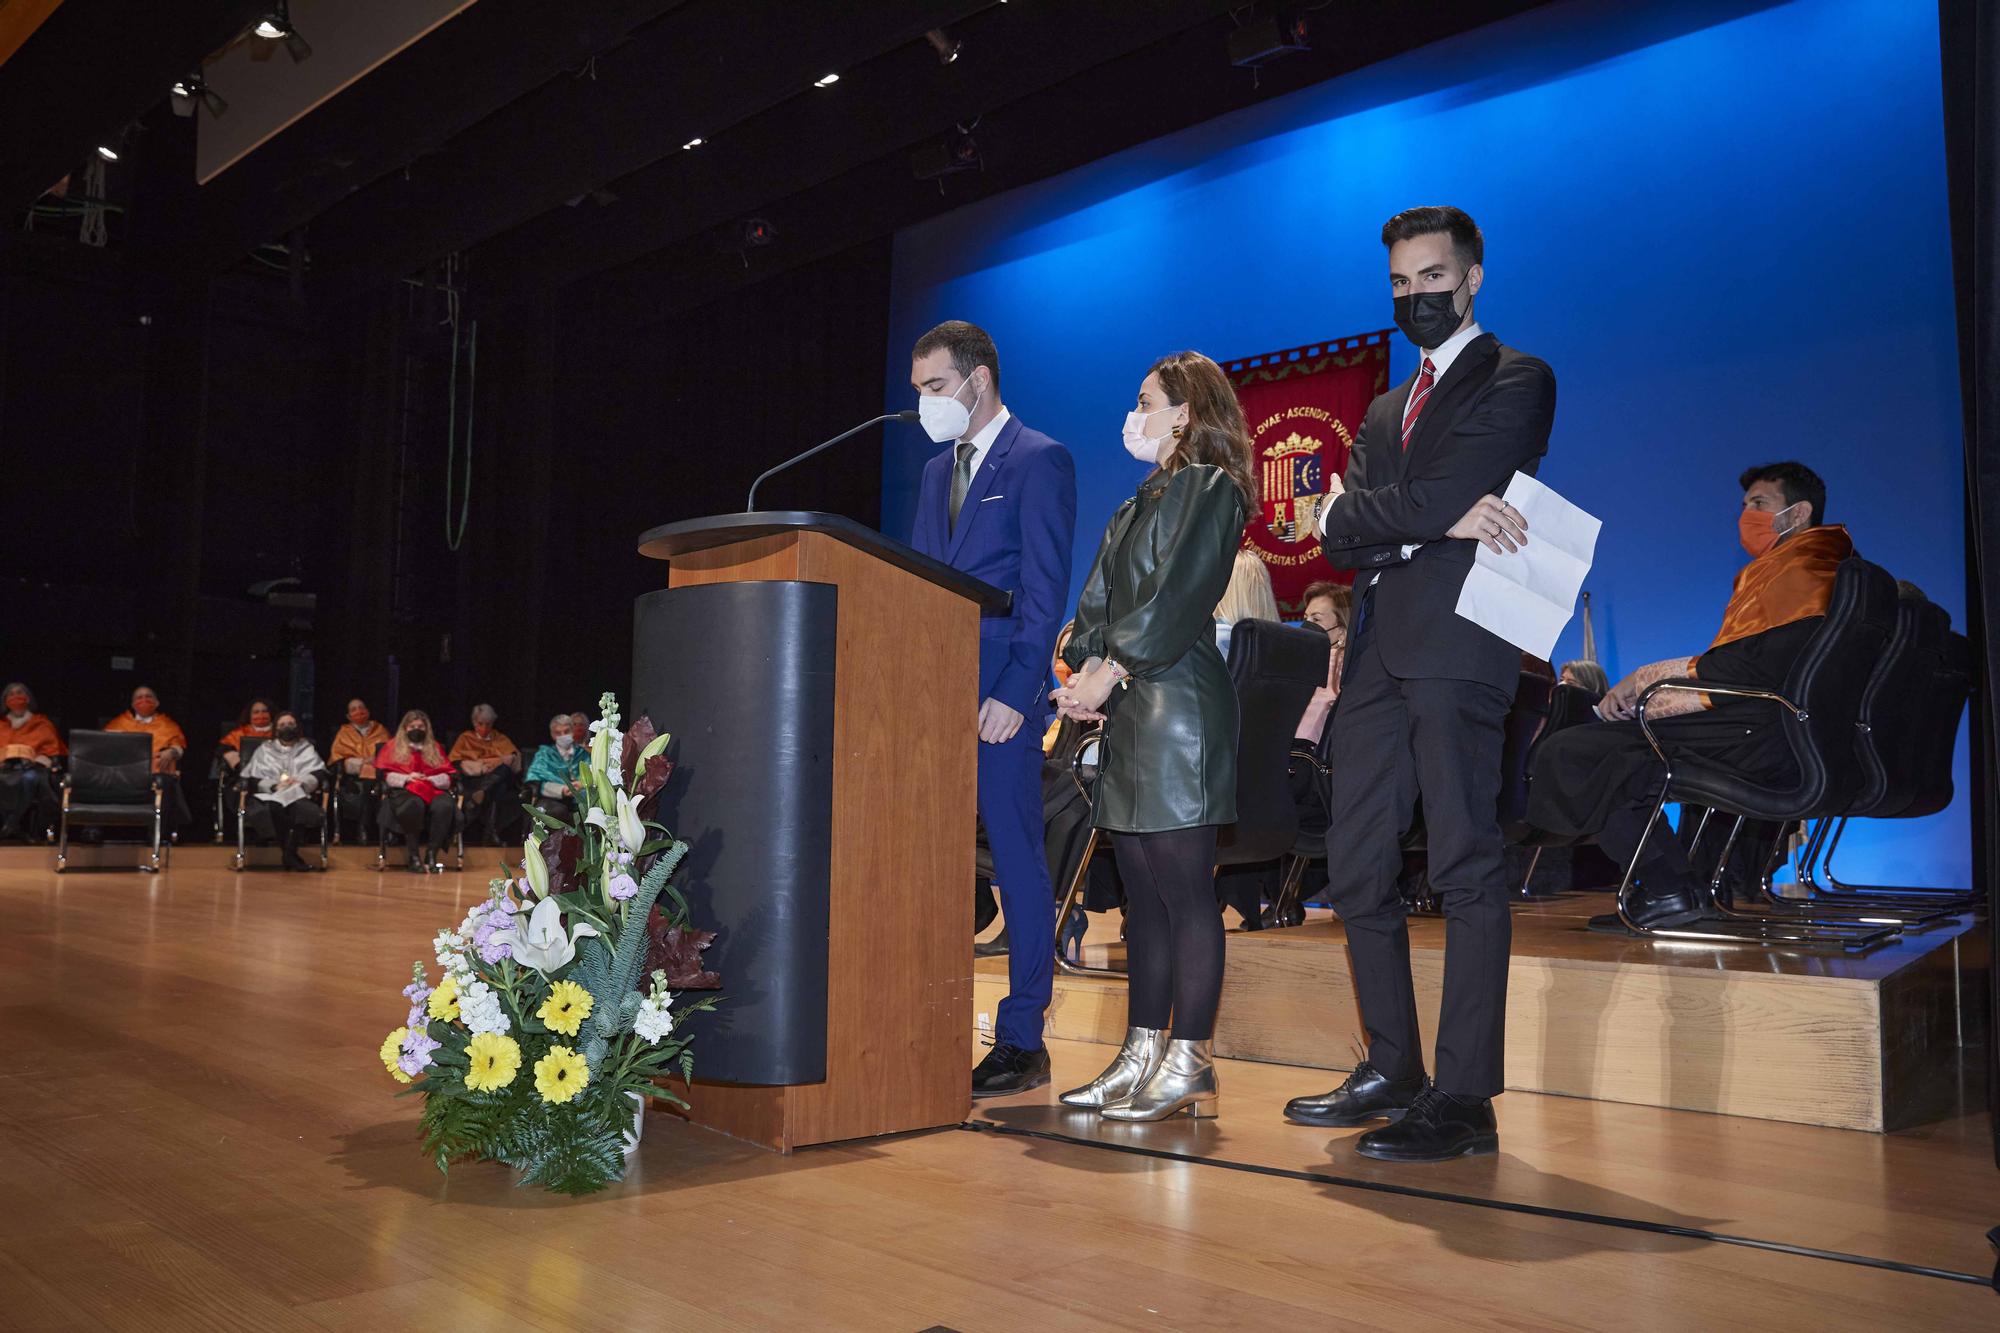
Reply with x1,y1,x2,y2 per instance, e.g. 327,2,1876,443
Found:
978,896,1990,1134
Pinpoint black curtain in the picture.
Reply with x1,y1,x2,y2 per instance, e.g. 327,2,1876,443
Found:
1937,0,1998,1167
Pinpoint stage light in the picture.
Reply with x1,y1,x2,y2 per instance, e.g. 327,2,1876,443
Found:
1227,7,1312,70
910,122,982,183
737,217,776,248
251,3,312,63
95,145,119,162
682,136,705,150
924,29,962,65
815,73,840,87
169,72,228,119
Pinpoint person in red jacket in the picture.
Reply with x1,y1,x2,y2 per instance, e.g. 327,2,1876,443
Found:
374,709,457,873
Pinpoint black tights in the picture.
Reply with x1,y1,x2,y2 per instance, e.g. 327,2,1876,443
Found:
1112,825,1223,1041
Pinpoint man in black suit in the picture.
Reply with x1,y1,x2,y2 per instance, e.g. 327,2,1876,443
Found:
1283,206,1555,1162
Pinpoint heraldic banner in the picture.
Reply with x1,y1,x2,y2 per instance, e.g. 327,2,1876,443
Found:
1224,330,1394,614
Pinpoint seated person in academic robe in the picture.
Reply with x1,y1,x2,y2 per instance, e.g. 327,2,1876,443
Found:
1558,659,1609,696
448,704,523,845
218,698,275,772
0,682,65,841
241,711,325,872
375,710,457,873
523,714,587,822
327,698,389,841
102,685,191,833
1527,462,1849,932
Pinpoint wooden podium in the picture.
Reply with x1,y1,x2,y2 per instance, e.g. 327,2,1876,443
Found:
633,512,1008,1151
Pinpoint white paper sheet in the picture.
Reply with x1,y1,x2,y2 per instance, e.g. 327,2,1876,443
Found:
1452,471,1600,661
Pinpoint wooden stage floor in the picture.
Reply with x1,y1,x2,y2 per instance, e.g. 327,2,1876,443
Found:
1,859,1994,1330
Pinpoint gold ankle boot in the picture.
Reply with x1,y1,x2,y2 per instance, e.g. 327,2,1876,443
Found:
1059,1026,1167,1108
1099,1038,1218,1121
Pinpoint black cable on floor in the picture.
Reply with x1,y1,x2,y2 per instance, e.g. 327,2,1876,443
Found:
956,1120,1995,1290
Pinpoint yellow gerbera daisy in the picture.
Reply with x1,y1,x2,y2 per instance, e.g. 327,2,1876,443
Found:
463,1032,522,1093
380,1027,412,1084
536,979,594,1037
533,1044,590,1104
427,974,461,1022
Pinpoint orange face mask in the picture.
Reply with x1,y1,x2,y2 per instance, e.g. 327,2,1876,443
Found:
1738,502,1800,559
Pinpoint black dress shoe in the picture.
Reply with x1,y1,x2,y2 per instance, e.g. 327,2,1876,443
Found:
973,927,1010,959
1284,1061,1429,1127
970,1042,1051,1098
1353,1087,1497,1162
1587,885,1704,935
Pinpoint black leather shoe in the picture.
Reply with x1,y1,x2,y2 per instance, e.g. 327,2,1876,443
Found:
1284,1061,1429,1127
1587,885,1704,934
971,1042,1051,1098
973,927,1010,959
1354,1087,1497,1162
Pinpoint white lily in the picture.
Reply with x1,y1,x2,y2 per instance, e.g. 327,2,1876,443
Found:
509,896,599,974
615,790,645,852
522,835,549,899
637,731,671,764
583,807,610,832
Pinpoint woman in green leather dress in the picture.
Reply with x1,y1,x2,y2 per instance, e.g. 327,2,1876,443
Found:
1051,350,1257,1122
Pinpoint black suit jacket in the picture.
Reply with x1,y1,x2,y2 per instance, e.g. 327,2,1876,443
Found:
1318,333,1556,694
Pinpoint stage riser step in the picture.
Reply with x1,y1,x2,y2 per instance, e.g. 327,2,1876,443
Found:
975,917,1986,1134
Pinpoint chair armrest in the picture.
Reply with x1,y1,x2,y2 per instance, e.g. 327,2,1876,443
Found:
1634,677,1806,767
1067,724,1104,802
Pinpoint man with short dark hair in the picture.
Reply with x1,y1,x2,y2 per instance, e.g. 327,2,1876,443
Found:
1284,205,1556,1162
1528,461,1850,933
909,319,1077,1097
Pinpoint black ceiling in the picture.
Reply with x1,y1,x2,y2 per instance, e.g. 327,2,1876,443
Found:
3,0,1551,326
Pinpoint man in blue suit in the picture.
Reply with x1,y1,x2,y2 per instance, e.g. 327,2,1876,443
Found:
908,320,1077,1097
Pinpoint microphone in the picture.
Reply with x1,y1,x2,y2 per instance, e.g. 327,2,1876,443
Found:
746,410,921,512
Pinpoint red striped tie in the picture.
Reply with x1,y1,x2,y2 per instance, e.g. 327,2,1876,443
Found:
1400,356,1437,451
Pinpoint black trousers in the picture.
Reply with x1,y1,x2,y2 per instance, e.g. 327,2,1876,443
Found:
458,769,522,842
383,789,456,848
244,797,324,845
0,763,55,835
336,774,379,841
1322,614,1513,1098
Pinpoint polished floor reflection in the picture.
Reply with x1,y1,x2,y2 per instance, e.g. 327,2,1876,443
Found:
0,860,1992,1330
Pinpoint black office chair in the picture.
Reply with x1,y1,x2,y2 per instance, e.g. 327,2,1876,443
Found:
1619,556,1902,950
56,730,168,873
1509,680,1603,896
1270,704,1338,927
1052,618,1326,976
1817,614,1977,905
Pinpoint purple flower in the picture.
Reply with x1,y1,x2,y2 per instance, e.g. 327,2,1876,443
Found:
397,1027,441,1076
402,980,433,1029
607,872,639,902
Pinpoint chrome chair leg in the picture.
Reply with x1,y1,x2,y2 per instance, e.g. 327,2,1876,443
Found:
1816,816,1982,906
1272,852,1309,924
56,790,71,873
1616,795,1899,951
145,787,164,874
1054,827,1125,980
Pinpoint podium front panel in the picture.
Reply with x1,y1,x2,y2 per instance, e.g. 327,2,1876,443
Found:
633,580,836,1085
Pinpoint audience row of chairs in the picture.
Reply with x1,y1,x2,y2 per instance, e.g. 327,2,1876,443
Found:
1044,555,1971,967
51,730,472,874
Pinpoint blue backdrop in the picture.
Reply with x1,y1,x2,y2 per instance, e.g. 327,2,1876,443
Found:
882,0,1967,883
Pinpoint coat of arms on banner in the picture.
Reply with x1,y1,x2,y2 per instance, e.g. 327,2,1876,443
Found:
1225,331,1393,613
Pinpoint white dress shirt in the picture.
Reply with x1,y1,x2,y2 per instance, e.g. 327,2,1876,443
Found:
1327,322,1485,582
958,404,1012,475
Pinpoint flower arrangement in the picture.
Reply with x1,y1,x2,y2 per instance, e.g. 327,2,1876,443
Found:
381,692,721,1196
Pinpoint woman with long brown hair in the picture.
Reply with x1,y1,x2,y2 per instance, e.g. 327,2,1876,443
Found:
1051,349,1257,1122
374,708,457,873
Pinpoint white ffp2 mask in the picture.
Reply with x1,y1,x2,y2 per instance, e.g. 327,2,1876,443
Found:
918,376,980,443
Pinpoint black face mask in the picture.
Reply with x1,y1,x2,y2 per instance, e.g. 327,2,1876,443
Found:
1393,269,1471,349
406,728,428,744
275,725,300,742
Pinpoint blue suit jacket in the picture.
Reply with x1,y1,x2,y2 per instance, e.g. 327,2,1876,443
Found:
910,414,1078,723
